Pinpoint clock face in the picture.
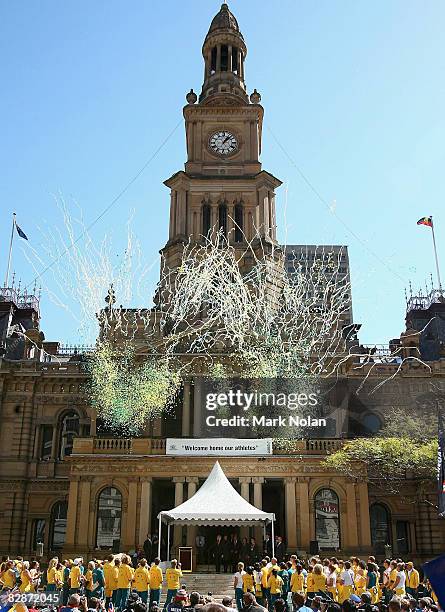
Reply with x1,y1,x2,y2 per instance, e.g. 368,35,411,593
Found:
209,131,239,156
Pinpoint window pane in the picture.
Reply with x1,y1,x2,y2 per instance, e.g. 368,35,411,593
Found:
51,501,68,550
60,411,80,458
370,504,391,555
33,519,46,550
315,489,340,549
40,425,53,460
96,487,122,550
396,520,409,554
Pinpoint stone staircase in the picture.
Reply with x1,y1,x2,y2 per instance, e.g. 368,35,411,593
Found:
161,571,234,604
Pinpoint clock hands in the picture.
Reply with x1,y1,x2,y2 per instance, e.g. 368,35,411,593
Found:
222,135,232,144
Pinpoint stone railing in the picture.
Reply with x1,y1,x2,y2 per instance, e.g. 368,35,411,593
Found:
72,437,340,456
72,437,167,455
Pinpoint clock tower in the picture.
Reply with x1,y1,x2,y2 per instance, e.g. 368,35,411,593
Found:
162,3,282,270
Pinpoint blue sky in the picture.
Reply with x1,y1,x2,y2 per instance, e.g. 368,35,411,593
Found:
1,0,445,346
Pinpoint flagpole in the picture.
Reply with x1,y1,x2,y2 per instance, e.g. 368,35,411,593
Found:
431,217,443,291
4,212,16,288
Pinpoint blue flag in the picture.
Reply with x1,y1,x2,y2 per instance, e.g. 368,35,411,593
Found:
423,553,445,609
15,222,28,240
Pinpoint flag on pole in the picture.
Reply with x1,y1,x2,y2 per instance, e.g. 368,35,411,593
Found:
417,216,433,227
423,554,445,609
15,222,28,240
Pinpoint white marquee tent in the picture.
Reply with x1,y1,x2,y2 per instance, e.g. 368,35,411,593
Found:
158,461,275,559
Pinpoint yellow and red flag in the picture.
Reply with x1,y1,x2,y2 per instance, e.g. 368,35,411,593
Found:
417,216,433,227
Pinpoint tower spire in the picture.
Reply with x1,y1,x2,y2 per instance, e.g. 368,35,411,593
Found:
200,3,248,104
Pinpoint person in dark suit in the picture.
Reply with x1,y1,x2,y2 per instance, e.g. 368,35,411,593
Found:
263,535,272,557
247,538,258,566
241,538,249,565
275,536,285,562
231,534,242,573
222,535,230,573
143,534,152,563
213,534,224,573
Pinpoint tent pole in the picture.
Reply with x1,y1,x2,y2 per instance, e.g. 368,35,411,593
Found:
158,514,162,559
167,523,171,562
271,520,275,558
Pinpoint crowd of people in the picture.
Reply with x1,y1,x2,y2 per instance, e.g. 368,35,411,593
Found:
0,549,441,612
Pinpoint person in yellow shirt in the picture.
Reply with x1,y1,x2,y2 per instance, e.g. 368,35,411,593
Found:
406,562,420,598
1,560,17,591
338,561,354,603
306,566,315,599
84,561,95,600
290,564,305,596
387,560,398,598
116,555,134,611
47,558,59,592
133,559,150,604
103,555,115,608
242,567,255,594
354,561,367,597
165,559,182,608
312,564,327,596
268,569,283,604
149,557,163,608
19,561,32,593
326,563,338,602
111,558,121,606
69,559,83,594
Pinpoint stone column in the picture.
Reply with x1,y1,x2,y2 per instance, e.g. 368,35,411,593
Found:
65,477,79,550
345,483,359,550
186,477,199,548
182,382,191,437
77,477,92,548
50,425,58,460
228,45,233,72
169,191,176,239
193,379,202,437
257,187,269,237
357,482,371,548
285,478,298,552
252,477,264,547
123,479,138,549
216,45,221,72
239,477,251,540
139,478,153,548
238,50,243,79
297,479,310,551
227,204,234,243
172,477,185,552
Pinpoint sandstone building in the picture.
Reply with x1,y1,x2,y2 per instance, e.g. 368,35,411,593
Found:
0,3,444,564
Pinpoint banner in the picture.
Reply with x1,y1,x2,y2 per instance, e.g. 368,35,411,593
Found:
166,438,273,456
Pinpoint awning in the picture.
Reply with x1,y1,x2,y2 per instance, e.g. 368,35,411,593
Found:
158,461,275,526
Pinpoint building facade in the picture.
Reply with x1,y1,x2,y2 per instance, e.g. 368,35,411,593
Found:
0,3,444,564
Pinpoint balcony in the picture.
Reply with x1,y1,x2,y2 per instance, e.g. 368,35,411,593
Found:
71,437,342,456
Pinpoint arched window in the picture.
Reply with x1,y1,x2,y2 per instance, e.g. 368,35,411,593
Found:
218,203,228,237
315,488,340,549
211,47,217,73
59,411,80,458
202,203,211,237
50,500,67,550
370,503,391,554
220,45,228,71
96,487,122,550
234,202,244,242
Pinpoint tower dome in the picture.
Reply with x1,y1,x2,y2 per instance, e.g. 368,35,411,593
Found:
207,3,242,38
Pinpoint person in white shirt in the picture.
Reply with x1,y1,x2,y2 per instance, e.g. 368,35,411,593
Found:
233,562,246,611
338,561,354,603
394,563,406,596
